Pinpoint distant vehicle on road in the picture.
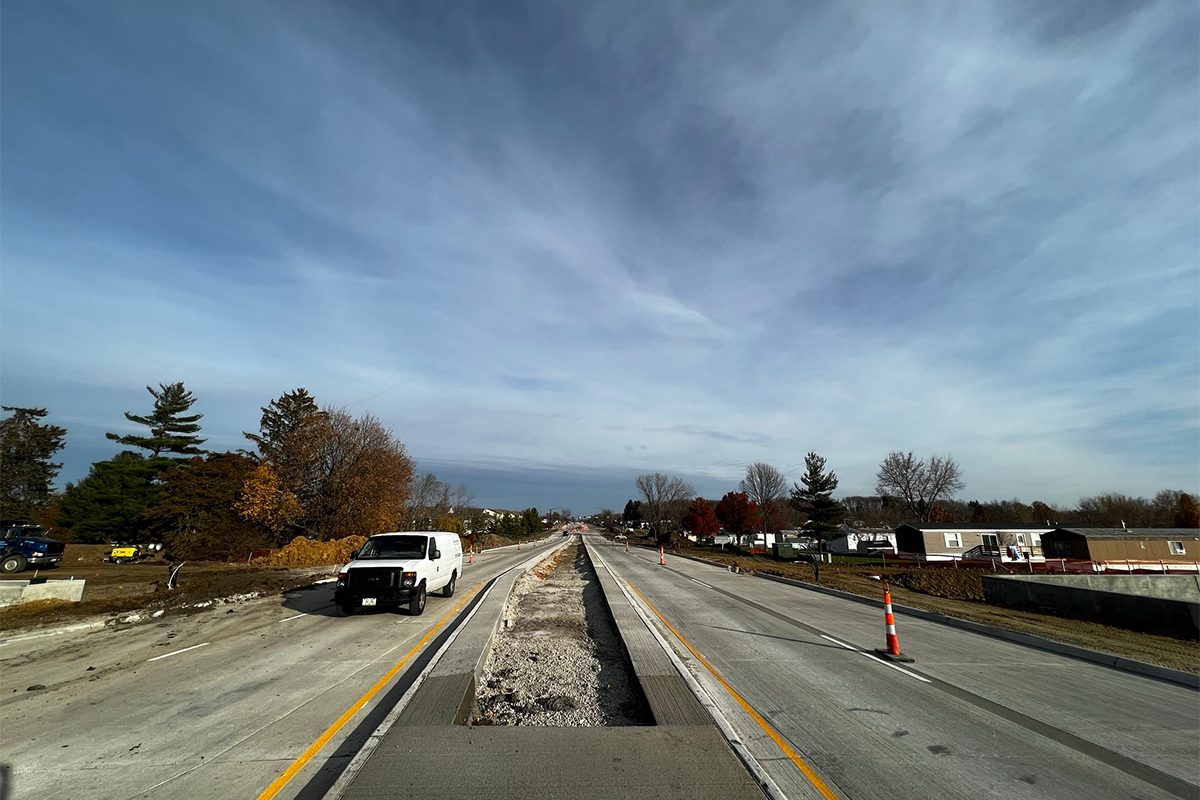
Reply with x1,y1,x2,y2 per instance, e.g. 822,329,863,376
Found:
334,531,462,617
0,524,64,574
613,533,627,541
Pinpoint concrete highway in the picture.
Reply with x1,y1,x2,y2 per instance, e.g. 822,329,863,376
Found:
588,536,1200,800
0,536,562,800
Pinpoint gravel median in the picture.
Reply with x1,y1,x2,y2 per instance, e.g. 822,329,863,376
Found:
472,538,651,726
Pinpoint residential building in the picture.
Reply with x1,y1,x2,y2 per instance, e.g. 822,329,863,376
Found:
1040,528,1200,563
894,523,1055,561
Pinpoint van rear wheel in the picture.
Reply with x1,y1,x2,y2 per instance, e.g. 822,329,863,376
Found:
440,571,456,597
407,583,426,616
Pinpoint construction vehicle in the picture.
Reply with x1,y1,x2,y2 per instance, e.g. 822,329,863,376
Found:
1,524,65,574
105,542,163,564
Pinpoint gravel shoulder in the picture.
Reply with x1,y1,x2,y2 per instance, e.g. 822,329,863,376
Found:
472,538,651,726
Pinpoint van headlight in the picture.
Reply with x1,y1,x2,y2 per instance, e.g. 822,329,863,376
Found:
336,571,347,588
402,572,416,588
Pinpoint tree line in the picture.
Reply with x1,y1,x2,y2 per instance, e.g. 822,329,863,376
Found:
622,450,1198,548
0,384,519,560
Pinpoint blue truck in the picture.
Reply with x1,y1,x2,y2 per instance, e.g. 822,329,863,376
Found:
0,524,65,574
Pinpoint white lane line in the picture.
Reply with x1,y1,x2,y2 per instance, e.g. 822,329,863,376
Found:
280,613,307,622
148,642,210,662
820,634,931,683
312,578,337,584
689,578,713,589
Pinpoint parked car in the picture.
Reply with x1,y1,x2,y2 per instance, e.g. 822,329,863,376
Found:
0,524,65,574
334,531,463,616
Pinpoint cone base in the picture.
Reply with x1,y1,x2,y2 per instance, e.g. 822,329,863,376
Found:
873,648,915,663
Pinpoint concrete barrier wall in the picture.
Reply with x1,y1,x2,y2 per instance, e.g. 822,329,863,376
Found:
0,580,86,608
981,575,1199,634
990,573,1200,601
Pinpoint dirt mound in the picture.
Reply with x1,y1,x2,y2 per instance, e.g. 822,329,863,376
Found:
891,568,985,601
253,536,368,567
475,534,517,550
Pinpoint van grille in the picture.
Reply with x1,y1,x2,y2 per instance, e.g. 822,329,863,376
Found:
346,567,405,598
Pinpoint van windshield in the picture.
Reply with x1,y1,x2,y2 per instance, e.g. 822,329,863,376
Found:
357,536,427,560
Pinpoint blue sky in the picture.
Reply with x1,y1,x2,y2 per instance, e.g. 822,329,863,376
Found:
2,0,1197,513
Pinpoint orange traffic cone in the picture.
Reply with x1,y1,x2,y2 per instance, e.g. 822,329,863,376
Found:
624,539,629,552
518,540,521,550
469,547,474,564
659,546,665,566
874,581,914,662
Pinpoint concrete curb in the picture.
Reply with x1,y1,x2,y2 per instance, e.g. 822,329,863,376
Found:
586,542,787,800
582,540,711,726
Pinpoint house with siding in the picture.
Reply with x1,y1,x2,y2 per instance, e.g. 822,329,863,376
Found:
1040,528,1200,563
828,529,897,554
894,523,1055,561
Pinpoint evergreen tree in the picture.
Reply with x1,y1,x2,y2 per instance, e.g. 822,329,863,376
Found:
522,507,541,536
790,452,847,582
0,406,68,522
57,452,161,542
243,389,327,506
107,382,206,458
1176,493,1200,528
145,452,272,559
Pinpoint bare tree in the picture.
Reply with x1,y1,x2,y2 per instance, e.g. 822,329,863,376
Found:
635,473,695,544
874,452,965,523
403,472,451,530
739,462,787,541
311,409,415,540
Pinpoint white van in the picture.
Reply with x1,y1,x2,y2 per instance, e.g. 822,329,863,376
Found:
334,531,463,617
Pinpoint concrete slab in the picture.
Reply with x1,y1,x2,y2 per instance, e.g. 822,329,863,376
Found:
393,549,548,728
0,579,85,607
584,540,712,726
341,726,766,800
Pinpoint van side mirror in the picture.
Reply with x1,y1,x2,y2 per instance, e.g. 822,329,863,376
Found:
349,550,359,560
431,549,442,560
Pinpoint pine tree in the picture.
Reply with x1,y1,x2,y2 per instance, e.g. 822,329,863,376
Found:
106,383,206,458
57,452,161,542
790,452,847,582
0,407,68,522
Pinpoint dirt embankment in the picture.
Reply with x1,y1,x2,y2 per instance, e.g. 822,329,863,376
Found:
0,540,347,632
473,539,650,726
664,546,1200,675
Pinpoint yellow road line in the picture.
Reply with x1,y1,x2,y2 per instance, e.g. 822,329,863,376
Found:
255,581,484,800
628,581,840,800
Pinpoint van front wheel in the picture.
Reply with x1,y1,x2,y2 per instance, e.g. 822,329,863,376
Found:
441,571,456,597
408,583,426,616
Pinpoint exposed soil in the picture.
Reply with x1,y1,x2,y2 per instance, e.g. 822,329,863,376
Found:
664,546,1200,675
472,539,651,726
0,544,334,633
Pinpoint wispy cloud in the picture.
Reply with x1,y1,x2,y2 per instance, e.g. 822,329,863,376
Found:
2,0,1195,510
